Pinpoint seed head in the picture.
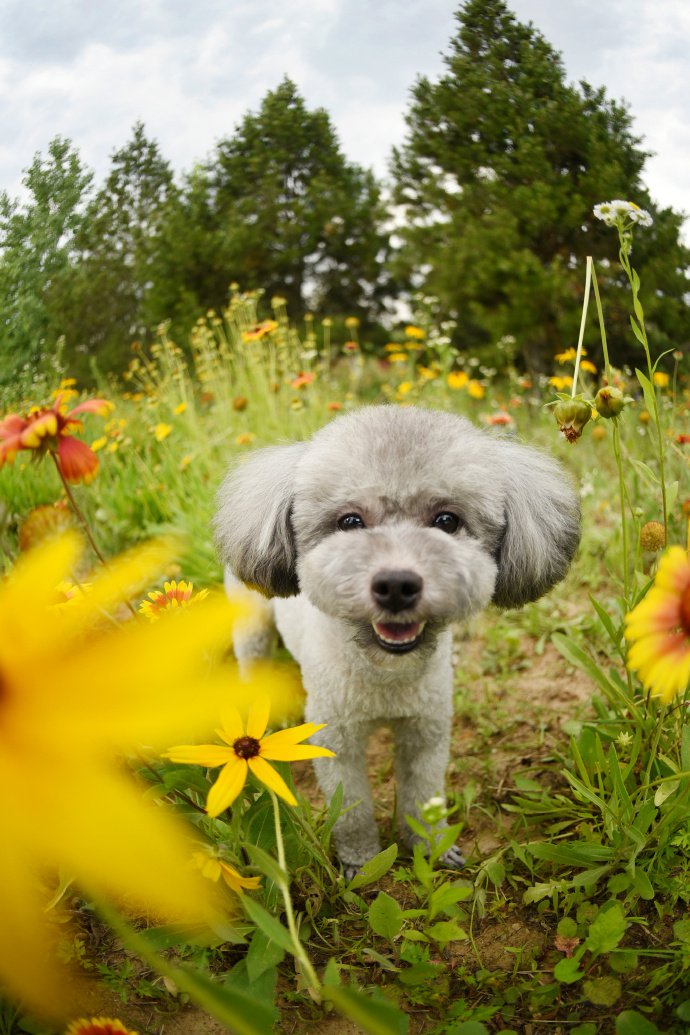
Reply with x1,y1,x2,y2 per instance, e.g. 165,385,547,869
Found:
553,397,592,443
639,521,666,552
594,384,626,419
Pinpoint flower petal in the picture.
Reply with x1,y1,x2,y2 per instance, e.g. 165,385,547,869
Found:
260,722,327,752
246,695,270,739
164,744,234,767
207,757,248,816
260,742,336,762
247,756,297,805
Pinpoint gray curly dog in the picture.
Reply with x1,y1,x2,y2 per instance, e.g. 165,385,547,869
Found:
215,405,580,879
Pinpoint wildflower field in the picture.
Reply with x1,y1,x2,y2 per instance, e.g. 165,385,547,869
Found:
1,205,690,1035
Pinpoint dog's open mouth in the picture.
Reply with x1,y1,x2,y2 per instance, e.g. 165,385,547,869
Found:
372,620,426,653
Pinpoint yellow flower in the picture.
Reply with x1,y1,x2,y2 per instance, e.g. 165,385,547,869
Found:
467,379,485,400
165,697,335,814
447,371,469,390
554,347,585,364
417,365,438,381
387,352,408,363
242,321,278,342
154,422,172,442
344,316,360,329
173,401,188,415
192,847,262,894
549,375,574,391
625,546,690,702
404,324,426,340
139,580,210,620
580,360,598,374
653,371,670,388
235,432,256,446
91,436,107,452
396,382,413,396
0,533,288,1017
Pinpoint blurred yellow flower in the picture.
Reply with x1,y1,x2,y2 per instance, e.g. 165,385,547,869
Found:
387,352,408,363
235,432,256,446
580,360,598,375
242,320,278,343
397,382,413,396
549,376,574,391
91,436,107,452
625,546,690,702
417,366,438,381
165,696,335,814
468,379,485,400
173,401,188,415
554,347,584,364
0,534,279,1016
344,316,360,329
404,325,426,340
154,422,172,442
653,371,670,388
447,371,469,390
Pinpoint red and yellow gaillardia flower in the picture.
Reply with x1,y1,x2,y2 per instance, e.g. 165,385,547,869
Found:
65,1019,139,1035
165,697,335,814
0,394,113,484
138,580,209,620
625,546,690,702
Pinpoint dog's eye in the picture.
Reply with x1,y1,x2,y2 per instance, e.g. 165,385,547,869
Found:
337,513,366,531
432,511,461,534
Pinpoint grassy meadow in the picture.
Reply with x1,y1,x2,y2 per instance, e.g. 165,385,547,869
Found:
1,251,690,1035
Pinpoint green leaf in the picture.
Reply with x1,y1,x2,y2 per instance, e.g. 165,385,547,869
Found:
552,632,622,702
654,779,679,807
673,919,690,943
242,897,295,954
635,367,657,418
682,725,690,773
571,1026,597,1035
609,950,638,974
368,892,404,941
583,975,622,1006
245,928,285,983
615,1010,663,1035
676,1000,690,1022
175,964,278,1034
322,782,344,847
630,317,647,346
425,919,468,945
447,1024,489,1035
667,479,679,513
323,984,409,1035
632,869,655,900
243,842,289,886
553,956,585,984
584,903,627,956
556,917,578,938
348,844,398,890
429,880,473,918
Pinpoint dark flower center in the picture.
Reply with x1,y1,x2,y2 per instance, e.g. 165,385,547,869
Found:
680,585,690,638
233,735,261,759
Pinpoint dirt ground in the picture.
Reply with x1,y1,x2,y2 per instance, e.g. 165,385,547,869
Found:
66,627,593,1034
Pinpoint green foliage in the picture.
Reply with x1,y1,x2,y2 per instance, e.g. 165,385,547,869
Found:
391,0,690,371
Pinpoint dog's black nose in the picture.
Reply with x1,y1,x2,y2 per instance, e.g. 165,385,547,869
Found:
371,570,423,612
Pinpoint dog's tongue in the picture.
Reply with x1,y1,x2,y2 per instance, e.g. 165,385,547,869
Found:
373,621,423,644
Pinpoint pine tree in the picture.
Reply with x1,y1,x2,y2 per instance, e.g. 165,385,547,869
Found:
391,0,690,371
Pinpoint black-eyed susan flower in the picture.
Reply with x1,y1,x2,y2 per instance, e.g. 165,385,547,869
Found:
625,546,690,701
0,533,289,1016
65,1020,139,1035
165,697,335,814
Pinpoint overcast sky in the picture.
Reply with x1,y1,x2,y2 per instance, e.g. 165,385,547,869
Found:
0,0,688,228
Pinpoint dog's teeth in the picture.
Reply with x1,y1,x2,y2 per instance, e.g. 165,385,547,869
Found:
373,621,425,646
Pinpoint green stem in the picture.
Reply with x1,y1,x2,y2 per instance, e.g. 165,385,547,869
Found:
270,790,322,1000
612,423,630,604
618,239,668,533
52,453,138,617
590,263,612,383
571,256,592,397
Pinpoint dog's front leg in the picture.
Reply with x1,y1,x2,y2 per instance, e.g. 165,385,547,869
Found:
309,718,381,879
391,716,465,869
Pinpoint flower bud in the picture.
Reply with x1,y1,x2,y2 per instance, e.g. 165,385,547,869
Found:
553,398,592,443
594,385,626,419
232,395,248,411
639,520,666,552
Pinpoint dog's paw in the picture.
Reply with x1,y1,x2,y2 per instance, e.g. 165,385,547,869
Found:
439,844,466,870
341,862,361,884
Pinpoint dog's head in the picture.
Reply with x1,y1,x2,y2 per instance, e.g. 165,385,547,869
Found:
215,406,580,661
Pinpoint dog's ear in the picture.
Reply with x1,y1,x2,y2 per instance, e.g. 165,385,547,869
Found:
490,440,581,609
214,443,306,597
